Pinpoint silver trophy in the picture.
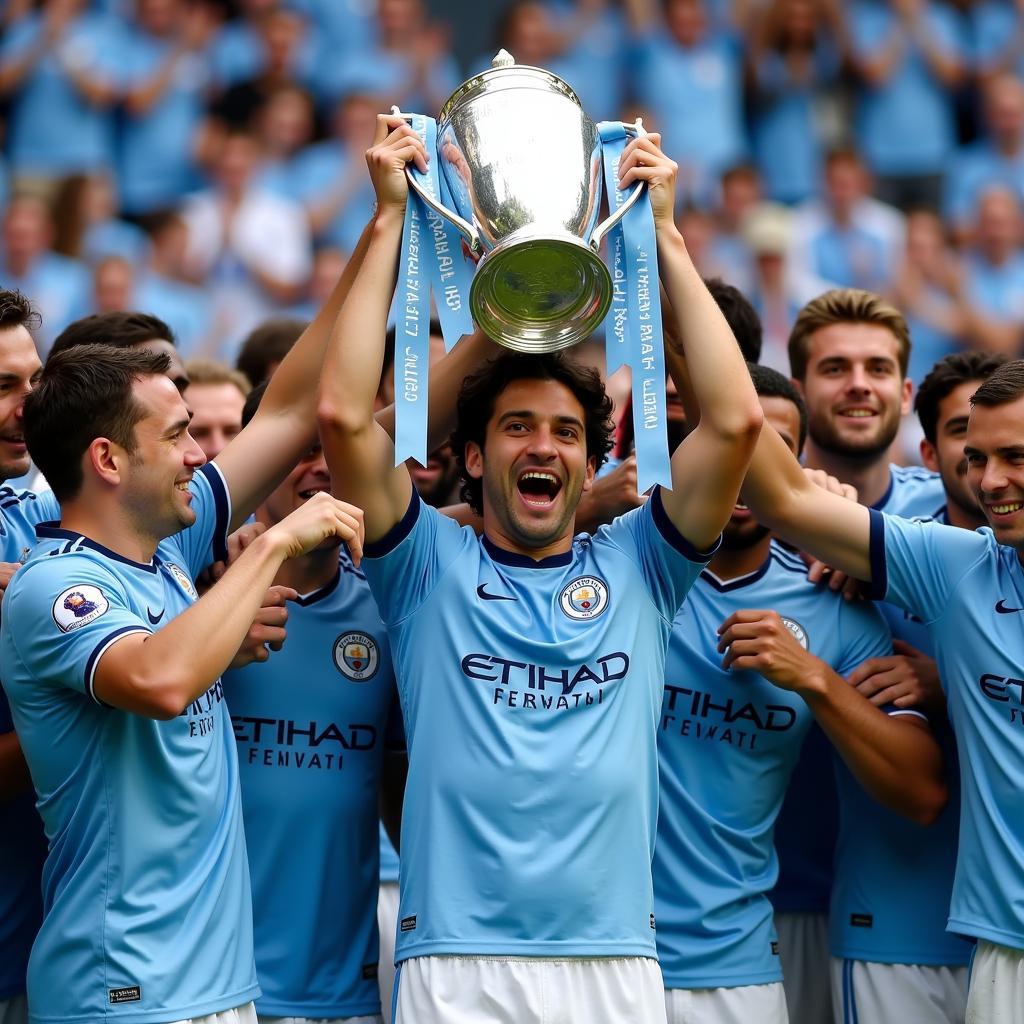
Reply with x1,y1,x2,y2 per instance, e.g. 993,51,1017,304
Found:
395,50,645,353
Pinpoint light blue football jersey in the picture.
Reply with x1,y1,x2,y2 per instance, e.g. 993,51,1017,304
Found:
224,551,399,1018
654,542,893,989
360,489,713,961
0,464,261,1024
770,464,945,919
870,510,1024,951
0,486,61,1001
830,478,970,965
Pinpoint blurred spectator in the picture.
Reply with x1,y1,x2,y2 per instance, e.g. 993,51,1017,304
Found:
743,201,831,370
676,204,718,277
707,163,762,295
134,210,212,356
291,0,376,61
183,358,250,459
627,0,747,205
253,84,318,198
181,128,312,359
0,194,90,354
0,0,122,186
789,147,906,292
91,255,136,313
971,0,1024,81
234,316,305,386
317,0,459,114
944,72,1024,239
50,173,150,265
288,246,347,320
847,0,968,211
118,0,217,215
211,5,319,129
888,207,966,380
293,92,379,253
956,184,1024,353
747,0,848,205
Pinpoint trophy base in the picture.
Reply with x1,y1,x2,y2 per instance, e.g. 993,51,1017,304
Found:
470,231,611,354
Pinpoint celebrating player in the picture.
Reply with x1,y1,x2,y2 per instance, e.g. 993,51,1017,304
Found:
739,353,1024,1023
317,116,763,1022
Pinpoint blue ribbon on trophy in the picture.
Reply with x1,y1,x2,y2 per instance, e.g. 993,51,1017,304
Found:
597,121,672,493
395,113,475,466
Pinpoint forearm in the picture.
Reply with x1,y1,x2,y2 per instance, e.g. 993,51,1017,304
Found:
657,228,760,438
0,731,33,801
0,42,45,95
125,48,186,114
802,665,947,824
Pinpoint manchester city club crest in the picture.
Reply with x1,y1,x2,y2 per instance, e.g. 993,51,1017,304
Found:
780,617,809,651
52,584,110,633
165,562,198,599
333,631,380,681
559,575,610,621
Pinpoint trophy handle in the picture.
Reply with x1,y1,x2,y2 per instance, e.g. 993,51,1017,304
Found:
390,106,482,253
590,118,648,252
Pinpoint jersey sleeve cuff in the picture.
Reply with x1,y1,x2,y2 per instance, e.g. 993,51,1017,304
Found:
364,491,421,560
198,462,232,563
84,626,152,706
865,508,889,601
650,486,721,563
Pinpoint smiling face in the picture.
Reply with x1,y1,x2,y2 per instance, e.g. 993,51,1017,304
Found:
120,374,207,540
464,378,596,554
261,442,331,527
800,322,911,461
0,325,41,480
921,379,984,526
966,395,1024,549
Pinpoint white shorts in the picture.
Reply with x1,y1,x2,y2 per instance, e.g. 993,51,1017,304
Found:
169,1002,258,1024
830,958,967,1024
966,940,1024,1023
665,982,788,1024
377,881,400,1024
0,994,27,1024
774,912,832,1024
393,955,667,1024
259,1016,381,1024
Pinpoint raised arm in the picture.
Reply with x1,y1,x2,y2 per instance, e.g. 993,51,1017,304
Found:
212,215,373,530
317,115,426,542
618,135,763,551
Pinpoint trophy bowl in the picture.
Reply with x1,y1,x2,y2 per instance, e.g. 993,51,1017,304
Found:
398,51,644,353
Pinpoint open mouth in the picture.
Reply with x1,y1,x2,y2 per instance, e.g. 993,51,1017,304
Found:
0,433,26,448
838,407,877,419
988,501,1023,517
298,486,329,501
516,469,562,508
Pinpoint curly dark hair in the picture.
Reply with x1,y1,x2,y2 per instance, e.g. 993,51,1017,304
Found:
916,350,1010,443
0,288,41,333
449,351,615,515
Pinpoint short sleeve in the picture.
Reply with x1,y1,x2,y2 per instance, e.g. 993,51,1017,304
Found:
867,510,989,624
359,494,470,625
168,462,232,578
598,487,719,621
3,558,151,703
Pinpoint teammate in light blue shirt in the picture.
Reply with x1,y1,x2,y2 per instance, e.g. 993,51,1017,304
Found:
741,353,1024,1023
655,365,943,1024
318,119,763,1022
0,232,380,1024
224,390,403,1023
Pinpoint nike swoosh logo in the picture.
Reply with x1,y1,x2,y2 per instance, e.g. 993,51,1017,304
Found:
476,584,516,602
147,607,165,624
995,599,1024,614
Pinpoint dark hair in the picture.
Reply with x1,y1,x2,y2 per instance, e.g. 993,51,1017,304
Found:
235,318,306,387
705,277,763,363
0,288,41,333
970,358,1024,410
24,344,171,501
49,311,176,356
748,362,807,452
449,352,614,515
241,380,268,428
915,351,1010,442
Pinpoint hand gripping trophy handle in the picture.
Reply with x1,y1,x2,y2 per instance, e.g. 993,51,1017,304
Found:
589,118,649,252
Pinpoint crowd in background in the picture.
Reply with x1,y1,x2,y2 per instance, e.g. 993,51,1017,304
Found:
1,0,1024,382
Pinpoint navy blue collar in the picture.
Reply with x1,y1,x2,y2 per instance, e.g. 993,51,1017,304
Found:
35,522,159,573
700,553,772,592
294,567,342,606
482,534,574,568
870,467,895,512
